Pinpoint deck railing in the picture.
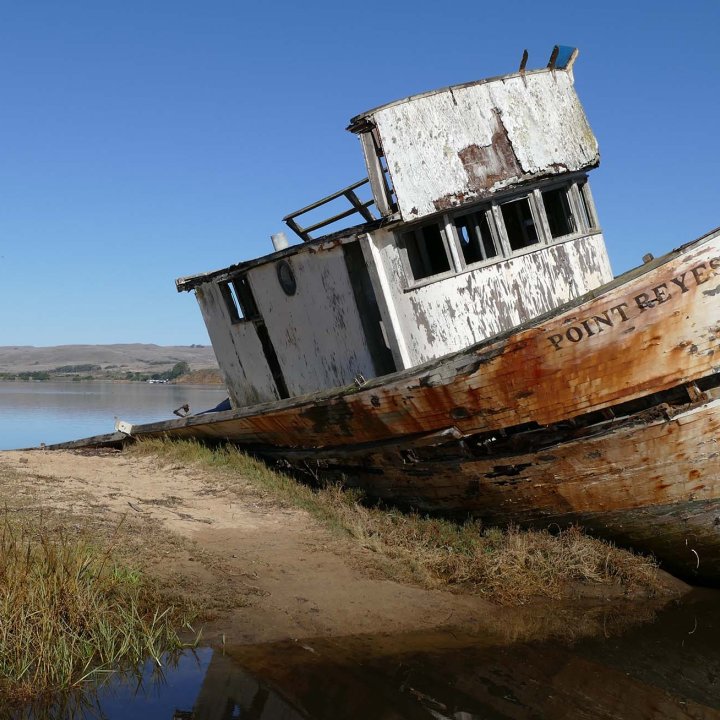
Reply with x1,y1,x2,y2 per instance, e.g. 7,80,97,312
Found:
283,179,377,242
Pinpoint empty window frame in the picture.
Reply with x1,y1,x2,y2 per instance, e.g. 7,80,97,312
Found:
541,186,577,239
575,179,597,230
219,275,259,324
232,275,260,319
453,208,499,265
219,282,244,324
402,222,452,281
499,197,539,251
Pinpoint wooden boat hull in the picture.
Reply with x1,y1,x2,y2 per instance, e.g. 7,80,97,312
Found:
261,398,720,583
58,228,720,581
129,227,720,449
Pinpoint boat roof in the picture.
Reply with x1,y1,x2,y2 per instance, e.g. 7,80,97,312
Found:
347,47,578,132
175,217,390,292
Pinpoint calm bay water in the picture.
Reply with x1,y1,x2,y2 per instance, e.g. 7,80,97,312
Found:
12,590,720,719
0,381,228,450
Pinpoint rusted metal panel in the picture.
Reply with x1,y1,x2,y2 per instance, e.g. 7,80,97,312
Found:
371,231,613,366
132,227,720,451
246,246,379,397
364,70,598,222
195,283,279,407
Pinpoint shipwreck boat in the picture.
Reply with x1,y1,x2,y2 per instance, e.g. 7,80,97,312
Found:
64,47,720,582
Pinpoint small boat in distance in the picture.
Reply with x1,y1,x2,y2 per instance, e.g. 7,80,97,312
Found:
59,47,720,583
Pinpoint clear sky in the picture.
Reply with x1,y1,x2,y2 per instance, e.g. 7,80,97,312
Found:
1,1,718,346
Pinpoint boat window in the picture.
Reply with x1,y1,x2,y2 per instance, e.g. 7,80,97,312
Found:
275,261,297,297
542,186,576,238
219,282,244,324
232,275,259,319
454,209,498,265
576,180,597,230
403,222,452,280
500,197,539,251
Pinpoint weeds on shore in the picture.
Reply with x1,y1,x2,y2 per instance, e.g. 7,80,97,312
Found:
132,438,661,603
0,512,195,705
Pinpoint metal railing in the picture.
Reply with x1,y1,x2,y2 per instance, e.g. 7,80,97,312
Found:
283,178,377,242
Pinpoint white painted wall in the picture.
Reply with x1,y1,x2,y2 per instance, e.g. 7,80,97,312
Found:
195,283,279,408
246,245,378,397
365,229,613,368
369,70,598,221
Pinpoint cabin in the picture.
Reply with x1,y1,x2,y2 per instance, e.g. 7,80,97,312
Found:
176,47,613,410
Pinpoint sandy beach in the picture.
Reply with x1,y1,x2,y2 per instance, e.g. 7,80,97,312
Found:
0,447,687,648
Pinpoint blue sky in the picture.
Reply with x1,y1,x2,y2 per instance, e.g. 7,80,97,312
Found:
1,1,718,346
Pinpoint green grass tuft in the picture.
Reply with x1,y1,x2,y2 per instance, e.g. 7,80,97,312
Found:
0,511,195,705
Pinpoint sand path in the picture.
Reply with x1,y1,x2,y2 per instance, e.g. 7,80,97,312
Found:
0,448,492,644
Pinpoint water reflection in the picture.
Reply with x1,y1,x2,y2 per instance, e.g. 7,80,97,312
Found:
219,591,720,720
0,382,227,450
6,649,213,720
10,590,720,719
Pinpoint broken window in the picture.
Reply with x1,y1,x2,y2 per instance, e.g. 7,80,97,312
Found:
219,282,244,324
232,275,259,318
454,209,498,265
500,197,539,251
576,180,597,230
403,222,451,281
542,186,576,238
219,275,260,324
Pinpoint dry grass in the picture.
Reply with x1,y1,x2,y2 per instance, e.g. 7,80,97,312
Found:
131,438,662,604
0,511,196,705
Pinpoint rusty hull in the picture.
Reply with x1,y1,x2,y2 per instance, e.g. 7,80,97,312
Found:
95,227,720,581
131,227,720,450
270,398,720,583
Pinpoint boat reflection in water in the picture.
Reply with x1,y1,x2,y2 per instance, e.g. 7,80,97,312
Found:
13,592,719,719
178,591,719,720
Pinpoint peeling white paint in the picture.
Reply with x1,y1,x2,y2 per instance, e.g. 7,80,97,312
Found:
367,70,598,221
189,64,615,407
246,246,377,398
366,230,613,368
195,283,279,407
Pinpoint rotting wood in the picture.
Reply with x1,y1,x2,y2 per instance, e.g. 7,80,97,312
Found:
272,398,720,584
351,69,598,221
127,227,720,450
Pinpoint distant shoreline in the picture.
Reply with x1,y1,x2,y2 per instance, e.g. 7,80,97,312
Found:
0,377,225,387
0,344,219,381
0,365,224,386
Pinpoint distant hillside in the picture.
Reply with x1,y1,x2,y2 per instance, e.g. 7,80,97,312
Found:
0,344,219,381
174,368,224,385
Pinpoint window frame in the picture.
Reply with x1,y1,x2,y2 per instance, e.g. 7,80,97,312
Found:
219,281,245,324
571,178,599,232
537,184,577,240
495,193,544,254
399,175,600,289
452,205,502,268
219,274,261,325
399,217,457,285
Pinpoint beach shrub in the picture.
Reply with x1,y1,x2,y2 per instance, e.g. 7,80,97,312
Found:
0,513,195,704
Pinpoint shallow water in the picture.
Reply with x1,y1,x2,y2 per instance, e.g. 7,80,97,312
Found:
12,589,720,719
0,381,227,450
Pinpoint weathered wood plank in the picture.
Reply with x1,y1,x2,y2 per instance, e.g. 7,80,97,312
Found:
285,399,720,583
38,432,128,451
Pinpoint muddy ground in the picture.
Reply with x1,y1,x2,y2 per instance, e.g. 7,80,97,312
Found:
0,449,687,646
